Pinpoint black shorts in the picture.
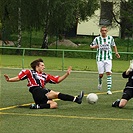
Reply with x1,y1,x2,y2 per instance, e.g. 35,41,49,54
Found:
29,86,51,104
121,88,133,101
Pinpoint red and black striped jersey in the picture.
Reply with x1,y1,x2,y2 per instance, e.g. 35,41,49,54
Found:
18,69,60,88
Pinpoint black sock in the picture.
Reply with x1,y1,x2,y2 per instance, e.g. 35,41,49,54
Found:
74,97,80,103
116,101,120,107
58,93,75,101
39,104,50,109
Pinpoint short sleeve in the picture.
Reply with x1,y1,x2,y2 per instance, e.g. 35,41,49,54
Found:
18,70,30,80
110,36,116,46
91,37,98,46
46,74,60,84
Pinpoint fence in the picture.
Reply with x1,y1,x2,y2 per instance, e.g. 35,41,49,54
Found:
0,47,133,71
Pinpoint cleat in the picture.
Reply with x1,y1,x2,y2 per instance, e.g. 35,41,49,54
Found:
112,99,120,107
76,91,84,104
30,104,40,109
98,84,102,90
107,90,112,95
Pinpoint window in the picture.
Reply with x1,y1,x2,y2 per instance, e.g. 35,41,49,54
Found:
99,1,113,25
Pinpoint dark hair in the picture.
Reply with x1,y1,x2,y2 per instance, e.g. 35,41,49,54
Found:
101,25,107,30
30,58,43,71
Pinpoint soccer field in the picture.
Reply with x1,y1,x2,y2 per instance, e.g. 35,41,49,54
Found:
0,68,133,133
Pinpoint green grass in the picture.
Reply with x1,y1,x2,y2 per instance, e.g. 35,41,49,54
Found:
1,55,130,72
1,68,133,133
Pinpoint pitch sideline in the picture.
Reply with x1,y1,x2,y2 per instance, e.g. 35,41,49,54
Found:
0,111,132,122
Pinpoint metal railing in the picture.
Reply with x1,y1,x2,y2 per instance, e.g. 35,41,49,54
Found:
0,47,133,71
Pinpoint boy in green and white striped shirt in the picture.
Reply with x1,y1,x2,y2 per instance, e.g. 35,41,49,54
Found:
90,26,120,94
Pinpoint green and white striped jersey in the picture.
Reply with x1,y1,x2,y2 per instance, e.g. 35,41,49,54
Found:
91,35,116,61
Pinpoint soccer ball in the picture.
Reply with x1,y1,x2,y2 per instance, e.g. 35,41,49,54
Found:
86,93,98,104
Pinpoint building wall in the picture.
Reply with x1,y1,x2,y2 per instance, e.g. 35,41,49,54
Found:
77,1,120,37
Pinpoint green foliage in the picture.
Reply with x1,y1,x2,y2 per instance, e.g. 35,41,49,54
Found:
0,0,99,36
78,0,99,21
113,0,133,38
0,22,2,29
1,32,133,60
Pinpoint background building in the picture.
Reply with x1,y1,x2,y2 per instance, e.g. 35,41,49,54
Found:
77,0,121,37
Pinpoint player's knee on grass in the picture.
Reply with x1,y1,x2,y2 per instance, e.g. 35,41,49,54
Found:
50,102,58,109
119,99,127,108
47,100,58,109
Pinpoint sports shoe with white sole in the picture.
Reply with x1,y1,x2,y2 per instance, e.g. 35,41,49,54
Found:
98,84,102,90
76,91,84,104
112,99,120,107
107,90,112,95
30,104,40,109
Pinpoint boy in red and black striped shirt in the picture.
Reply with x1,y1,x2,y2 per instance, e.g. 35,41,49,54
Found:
4,58,84,109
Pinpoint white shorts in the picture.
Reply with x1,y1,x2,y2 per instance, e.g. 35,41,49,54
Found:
97,60,112,74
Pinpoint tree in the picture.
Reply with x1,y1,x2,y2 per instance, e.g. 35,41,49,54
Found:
0,0,22,46
0,1,11,44
112,0,133,39
41,0,99,48
0,0,99,48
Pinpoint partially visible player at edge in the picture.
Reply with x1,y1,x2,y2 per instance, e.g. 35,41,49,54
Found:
90,26,120,94
112,60,133,108
4,58,84,109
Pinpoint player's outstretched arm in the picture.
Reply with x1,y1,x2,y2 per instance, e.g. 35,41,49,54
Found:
4,74,20,82
57,66,72,83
